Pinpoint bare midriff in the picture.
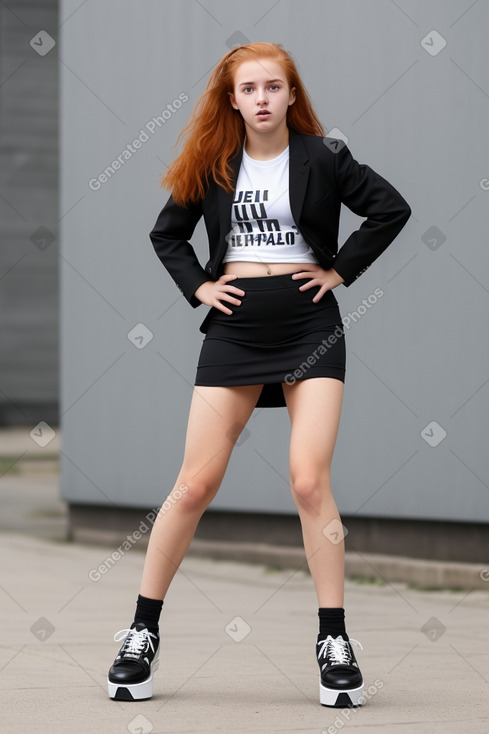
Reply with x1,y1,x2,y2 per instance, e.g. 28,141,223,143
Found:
222,261,312,277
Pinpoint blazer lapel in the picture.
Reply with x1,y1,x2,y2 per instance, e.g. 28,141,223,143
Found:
217,148,243,248
288,128,310,228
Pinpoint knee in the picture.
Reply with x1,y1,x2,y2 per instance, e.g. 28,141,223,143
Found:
290,472,329,509
167,477,218,514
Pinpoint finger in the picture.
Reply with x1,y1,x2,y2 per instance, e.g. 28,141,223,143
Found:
294,270,320,281
223,273,242,285
226,286,245,295
220,275,245,295
297,278,316,290
219,292,242,306
312,286,328,302
216,303,234,315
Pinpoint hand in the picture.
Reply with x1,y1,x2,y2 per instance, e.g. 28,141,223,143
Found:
194,274,245,315
291,266,344,303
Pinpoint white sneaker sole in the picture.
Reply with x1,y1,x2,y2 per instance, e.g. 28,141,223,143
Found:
108,656,159,701
319,677,364,707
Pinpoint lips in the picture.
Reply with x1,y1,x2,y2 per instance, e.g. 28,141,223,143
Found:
256,110,270,117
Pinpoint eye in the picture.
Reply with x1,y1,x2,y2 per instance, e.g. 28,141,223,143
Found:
269,85,280,91
243,86,253,93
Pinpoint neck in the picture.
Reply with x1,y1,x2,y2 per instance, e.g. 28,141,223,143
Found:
243,123,289,161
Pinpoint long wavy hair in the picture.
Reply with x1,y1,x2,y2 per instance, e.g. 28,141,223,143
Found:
161,42,325,206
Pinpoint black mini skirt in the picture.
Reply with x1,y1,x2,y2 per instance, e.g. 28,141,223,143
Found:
195,272,346,409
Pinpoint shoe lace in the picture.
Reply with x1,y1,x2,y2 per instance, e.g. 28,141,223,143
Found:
317,635,363,667
113,627,156,656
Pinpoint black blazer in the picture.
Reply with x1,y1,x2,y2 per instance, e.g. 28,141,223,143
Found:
149,127,411,335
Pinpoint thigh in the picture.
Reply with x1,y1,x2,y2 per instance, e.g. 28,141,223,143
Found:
283,377,344,477
180,384,263,487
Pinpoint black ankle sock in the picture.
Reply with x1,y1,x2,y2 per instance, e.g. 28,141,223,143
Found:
132,594,164,634
318,607,348,641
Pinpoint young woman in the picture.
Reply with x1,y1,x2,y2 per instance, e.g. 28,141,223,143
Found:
107,42,411,708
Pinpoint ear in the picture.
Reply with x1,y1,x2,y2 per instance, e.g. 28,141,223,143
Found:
288,86,296,106
228,91,239,110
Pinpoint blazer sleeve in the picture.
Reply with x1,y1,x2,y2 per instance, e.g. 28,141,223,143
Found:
331,143,412,286
149,193,210,308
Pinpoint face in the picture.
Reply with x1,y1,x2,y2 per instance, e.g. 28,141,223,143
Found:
229,58,296,135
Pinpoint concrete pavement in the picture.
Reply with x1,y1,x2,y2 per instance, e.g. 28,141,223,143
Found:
1,430,489,732
2,529,489,734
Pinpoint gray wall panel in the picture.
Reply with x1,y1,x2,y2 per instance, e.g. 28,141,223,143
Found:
0,0,59,424
59,0,489,523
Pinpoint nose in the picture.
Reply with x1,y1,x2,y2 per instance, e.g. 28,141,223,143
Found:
256,86,268,105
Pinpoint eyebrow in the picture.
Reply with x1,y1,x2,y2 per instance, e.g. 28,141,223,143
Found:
238,78,284,87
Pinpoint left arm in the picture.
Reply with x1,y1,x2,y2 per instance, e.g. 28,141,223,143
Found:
331,142,412,286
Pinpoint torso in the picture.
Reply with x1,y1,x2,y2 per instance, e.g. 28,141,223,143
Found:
223,261,309,277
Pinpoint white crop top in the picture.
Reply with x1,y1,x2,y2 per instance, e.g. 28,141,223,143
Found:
222,145,318,265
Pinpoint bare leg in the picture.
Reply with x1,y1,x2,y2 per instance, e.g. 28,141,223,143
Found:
139,383,263,600
282,377,345,607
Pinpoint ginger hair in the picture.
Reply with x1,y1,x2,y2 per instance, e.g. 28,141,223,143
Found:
160,42,325,206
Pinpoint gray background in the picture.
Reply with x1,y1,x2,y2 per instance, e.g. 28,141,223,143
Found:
52,0,488,523
0,0,59,425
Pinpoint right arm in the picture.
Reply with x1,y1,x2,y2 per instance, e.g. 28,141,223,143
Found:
149,193,245,312
149,194,210,308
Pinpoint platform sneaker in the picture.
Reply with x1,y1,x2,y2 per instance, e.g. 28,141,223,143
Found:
107,622,159,701
316,634,364,707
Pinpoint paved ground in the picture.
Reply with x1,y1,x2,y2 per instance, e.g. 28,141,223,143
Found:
1,428,489,733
